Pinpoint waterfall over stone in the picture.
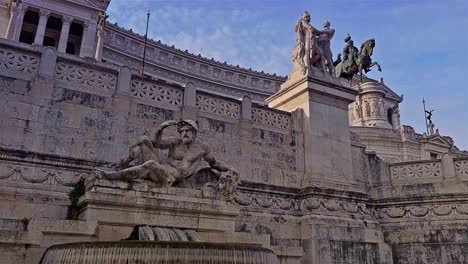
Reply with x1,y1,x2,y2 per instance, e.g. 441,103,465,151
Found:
40,241,278,264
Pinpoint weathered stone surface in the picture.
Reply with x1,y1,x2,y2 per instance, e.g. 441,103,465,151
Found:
0,7,467,264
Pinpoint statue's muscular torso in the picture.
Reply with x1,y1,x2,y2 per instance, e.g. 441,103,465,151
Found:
167,141,208,179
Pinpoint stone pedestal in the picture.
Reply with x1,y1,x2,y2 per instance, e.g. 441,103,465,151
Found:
266,71,357,188
79,178,240,233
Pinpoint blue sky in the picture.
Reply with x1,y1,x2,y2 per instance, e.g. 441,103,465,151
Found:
106,0,468,150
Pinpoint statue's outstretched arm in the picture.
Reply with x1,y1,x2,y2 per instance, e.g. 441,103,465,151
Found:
152,120,180,149
202,146,229,172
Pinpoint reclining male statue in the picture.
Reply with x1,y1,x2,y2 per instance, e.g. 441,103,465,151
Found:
94,120,236,188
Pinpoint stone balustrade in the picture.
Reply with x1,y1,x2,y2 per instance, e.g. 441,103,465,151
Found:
0,38,293,132
0,38,41,80
388,155,468,184
54,55,119,96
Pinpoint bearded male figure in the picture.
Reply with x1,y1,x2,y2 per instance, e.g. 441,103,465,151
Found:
96,120,234,187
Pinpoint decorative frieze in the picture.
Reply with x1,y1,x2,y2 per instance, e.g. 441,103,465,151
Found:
234,191,298,211
55,61,117,92
130,79,183,106
196,93,240,119
390,161,441,181
300,197,372,217
0,163,88,187
372,203,468,220
0,47,39,75
252,107,291,130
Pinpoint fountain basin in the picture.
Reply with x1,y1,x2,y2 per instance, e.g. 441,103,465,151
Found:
40,241,278,264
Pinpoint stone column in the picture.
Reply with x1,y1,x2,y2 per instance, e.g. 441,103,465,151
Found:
33,10,50,45
5,3,26,41
57,16,73,53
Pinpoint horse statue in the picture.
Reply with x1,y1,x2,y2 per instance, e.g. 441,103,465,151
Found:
334,37,382,86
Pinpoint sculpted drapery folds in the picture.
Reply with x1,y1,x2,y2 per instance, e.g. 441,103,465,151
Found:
94,120,238,190
292,11,332,75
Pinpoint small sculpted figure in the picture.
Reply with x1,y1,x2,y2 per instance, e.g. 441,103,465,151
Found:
95,120,236,187
364,101,371,117
216,167,240,203
378,98,385,117
371,101,378,117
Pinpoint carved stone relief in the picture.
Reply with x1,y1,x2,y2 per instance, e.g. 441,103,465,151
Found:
55,61,117,92
252,107,291,130
455,160,468,177
390,162,441,181
0,47,39,75
196,94,240,119
131,79,183,106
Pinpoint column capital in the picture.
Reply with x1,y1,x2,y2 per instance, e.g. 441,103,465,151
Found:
62,16,73,24
39,9,51,17
82,21,90,29
11,2,27,14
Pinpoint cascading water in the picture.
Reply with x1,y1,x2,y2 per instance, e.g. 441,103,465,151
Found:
40,241,278,264
129,225,202,242
40,226,279,264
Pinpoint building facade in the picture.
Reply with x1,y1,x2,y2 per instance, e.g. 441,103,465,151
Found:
0,1,467,263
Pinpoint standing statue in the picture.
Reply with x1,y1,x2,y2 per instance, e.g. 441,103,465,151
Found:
334,35,382,85
317,21,335,76
94,120,238,187
425,110,435,134
292,11,326,75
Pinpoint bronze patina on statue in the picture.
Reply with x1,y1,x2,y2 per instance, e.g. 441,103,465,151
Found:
93,119,239,200
334,34,382,85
